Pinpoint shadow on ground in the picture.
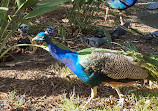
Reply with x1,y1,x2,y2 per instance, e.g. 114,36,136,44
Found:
0,76,119,98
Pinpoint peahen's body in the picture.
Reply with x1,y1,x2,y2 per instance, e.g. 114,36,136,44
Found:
33,32,158,107
102,0,137,10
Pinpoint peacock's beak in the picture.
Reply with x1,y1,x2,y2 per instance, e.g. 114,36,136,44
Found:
32,36,38,41
32,36,44,41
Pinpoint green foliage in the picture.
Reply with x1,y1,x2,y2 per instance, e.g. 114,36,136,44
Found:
114,42,158,81
25,0,71,19
42,41,70,51
68,0,101,31
7,90,26,108
61,91,158,111
60,25,66,41
67,0,118,48
148,54,158,67
0,41,70,59
0,7,8,13
0,0,71,60
0,0,38,56
63,98,79,111
0,44,48,59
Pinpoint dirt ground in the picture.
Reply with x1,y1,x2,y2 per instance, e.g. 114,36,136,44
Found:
0,1,158,110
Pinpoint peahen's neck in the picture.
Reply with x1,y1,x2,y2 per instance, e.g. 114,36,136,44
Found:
44,36,89,82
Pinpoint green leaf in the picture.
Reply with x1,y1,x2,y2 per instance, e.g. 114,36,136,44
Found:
25,0,70,19
0,44,48,59
103,29,112,49
60,25,66,41
129,27,144,35
15,0,26,8
8,15,33,25
148,54,158,67
35,0,70,8
42,41,70,51
85,0,93,4
0,43,70,59
18,0,38,9
25,6,60,19
0,7,8,14
53,41,70,50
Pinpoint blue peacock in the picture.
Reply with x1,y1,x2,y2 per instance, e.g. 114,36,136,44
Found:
102,0,137,10
33,31,158,106
101,0,137,24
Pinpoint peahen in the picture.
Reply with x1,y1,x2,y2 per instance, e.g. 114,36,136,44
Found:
17,12,31,53
17,23,30,53
18,12,30,35
32,32,158,107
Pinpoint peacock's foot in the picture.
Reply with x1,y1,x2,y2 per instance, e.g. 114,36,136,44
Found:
117,94,125,108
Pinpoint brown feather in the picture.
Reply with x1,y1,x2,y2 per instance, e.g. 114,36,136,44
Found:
79,50,148,80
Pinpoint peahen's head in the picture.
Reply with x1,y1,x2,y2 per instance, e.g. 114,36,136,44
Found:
32,32,48,41
18,24,30,33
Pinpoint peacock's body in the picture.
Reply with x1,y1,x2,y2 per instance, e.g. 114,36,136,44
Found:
102,0,137,9
33,32,158,106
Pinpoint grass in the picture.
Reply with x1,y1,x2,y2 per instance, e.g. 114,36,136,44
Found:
61,91,158,111
1,62,158,110
3,90,26,110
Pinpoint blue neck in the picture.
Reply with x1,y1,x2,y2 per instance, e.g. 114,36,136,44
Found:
45,36,89,82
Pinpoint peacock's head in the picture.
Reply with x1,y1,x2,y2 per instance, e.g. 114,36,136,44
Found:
32,32,48,41
45,26,54,36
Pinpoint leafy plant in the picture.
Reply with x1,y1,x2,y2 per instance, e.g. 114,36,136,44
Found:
60,25,66,41
68,0,101,32
67,0,115,48
0,0,71,59
0,0,37,54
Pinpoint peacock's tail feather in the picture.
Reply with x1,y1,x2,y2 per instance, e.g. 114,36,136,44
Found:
122,51,158,81
114,42,158,81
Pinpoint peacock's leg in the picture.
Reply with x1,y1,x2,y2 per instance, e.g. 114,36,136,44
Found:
110,85,121,96
104,7,109,21
120,16,124,25
110,85,124,107
83,86,98,107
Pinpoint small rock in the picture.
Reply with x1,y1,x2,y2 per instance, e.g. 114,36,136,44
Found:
143,31,158,40
80,36,107,47
147,2,158,10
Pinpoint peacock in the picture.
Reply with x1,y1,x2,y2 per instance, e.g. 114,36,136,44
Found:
102,0,137,10
101,0,137,25
32,31,158,107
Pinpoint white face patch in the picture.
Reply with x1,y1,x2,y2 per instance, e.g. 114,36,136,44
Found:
18,24,30,33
